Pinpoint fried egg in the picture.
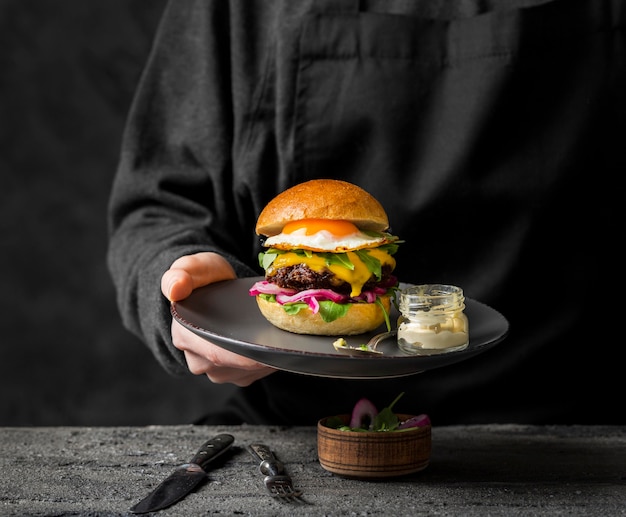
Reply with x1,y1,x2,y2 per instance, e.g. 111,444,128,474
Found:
263,218,390,252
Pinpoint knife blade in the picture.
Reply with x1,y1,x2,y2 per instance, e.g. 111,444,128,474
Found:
130,433,235,514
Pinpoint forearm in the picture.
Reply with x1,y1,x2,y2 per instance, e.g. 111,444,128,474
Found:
106,0,260,373
107,224,255,375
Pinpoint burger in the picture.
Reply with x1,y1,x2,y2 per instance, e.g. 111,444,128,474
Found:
249,179,401,336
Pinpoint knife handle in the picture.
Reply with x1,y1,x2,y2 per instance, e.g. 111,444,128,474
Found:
190,433,235,471
247,443,284,476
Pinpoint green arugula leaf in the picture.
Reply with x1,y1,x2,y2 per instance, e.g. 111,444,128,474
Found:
292,249,313,259
378,242,400,255
259,250,283,270
372,392,405,431
354,249,382,280
376,296,392,331
282,302,308,315
318,300,351,322
320,252,355,270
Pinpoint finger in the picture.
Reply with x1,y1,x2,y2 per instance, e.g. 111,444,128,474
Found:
161,252,236,301
183,349,274,386
172,322,274,386
161,268,194,301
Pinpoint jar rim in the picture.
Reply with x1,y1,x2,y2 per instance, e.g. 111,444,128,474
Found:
401,284,464,297
399,284,465,312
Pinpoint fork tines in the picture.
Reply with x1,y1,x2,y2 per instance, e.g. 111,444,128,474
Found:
248,443,304,501
264,475,303,500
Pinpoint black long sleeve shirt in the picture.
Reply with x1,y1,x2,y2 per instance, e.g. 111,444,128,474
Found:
108,0,625,425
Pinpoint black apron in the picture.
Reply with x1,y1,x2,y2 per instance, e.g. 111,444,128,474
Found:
205,0,625,425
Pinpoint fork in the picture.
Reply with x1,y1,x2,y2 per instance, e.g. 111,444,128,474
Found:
247,443,303,500
332,330,397,356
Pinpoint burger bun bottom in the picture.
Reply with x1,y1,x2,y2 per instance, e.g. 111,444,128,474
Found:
255,295,391,336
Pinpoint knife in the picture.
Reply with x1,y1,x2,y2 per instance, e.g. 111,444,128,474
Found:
130,433,235,514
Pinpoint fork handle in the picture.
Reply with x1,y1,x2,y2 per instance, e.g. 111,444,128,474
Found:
247,444,284,476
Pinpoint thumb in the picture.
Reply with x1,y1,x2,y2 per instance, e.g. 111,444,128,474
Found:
161,252,236,302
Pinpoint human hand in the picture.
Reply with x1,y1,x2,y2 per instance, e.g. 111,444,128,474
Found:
161,252,276,386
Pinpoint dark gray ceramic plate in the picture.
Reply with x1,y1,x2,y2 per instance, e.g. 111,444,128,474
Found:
171,277,509,379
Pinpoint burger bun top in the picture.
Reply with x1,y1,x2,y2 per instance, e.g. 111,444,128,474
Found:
256,179,389,237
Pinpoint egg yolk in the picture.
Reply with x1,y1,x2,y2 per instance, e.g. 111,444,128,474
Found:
283,219,358,237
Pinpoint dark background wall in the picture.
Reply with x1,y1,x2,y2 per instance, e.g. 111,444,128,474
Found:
1,0,233,426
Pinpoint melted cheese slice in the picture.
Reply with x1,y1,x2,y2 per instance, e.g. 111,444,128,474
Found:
267,248,395,297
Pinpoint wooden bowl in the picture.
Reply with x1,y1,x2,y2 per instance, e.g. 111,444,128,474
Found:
317,414,431,479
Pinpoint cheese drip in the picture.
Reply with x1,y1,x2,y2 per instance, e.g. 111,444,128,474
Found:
267,248,395,297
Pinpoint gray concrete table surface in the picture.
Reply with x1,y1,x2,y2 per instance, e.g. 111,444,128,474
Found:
1,424,625,516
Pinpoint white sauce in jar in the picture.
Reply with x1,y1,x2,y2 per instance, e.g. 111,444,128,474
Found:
397,285,469,355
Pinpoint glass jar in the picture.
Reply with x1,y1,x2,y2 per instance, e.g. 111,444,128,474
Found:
397,284,469,355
